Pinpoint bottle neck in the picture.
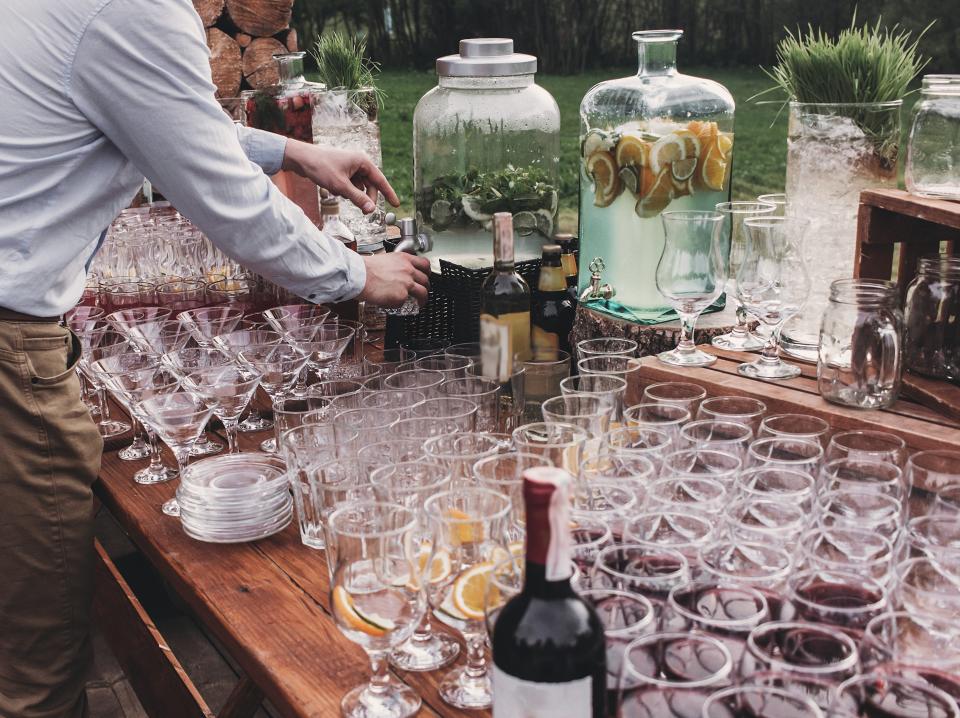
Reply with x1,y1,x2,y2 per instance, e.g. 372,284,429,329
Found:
524,560,576,597
637,40,678,77
523,474,574,596
493,213,515,271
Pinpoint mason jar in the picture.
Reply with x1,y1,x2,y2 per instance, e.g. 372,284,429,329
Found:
903,256,960,381
818,279,903,409
905,75,960,200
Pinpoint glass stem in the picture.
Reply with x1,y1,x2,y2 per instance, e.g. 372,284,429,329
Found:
173,447,191,475
463,632,487,680
224,419,239,453
759,324,783,366
147,430,165,472
412,613,433,642
733,304,749,335
294,367,308,394
366,650,391,696
676,312,698,354
96,387,112,422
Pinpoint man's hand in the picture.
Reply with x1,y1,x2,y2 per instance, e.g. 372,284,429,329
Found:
359,253,431,308
282,140,400,214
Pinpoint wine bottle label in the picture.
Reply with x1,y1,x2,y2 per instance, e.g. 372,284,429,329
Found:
492,665,592,717
480,311,531,383
531,325,560,356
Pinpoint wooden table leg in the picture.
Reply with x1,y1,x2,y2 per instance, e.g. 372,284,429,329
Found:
218,675,264,718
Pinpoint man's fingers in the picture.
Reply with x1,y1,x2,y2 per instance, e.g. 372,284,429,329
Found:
340,182,375,214
408,281,429,307
410,255,431,273
362,161,400,207
411,267,430,287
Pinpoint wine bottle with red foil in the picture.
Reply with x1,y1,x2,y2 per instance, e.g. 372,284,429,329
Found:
491,467,606,717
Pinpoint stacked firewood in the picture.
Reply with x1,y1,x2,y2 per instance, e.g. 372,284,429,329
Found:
195,0,299,98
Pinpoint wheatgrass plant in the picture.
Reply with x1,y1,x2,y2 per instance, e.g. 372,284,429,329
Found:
310,32,385,114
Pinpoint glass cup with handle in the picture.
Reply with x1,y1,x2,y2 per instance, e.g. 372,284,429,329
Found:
654,210,727,367
736,216,811,379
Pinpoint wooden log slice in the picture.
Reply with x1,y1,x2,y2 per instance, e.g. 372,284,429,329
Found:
225,0,293,38
242,36,286,89
192,0,225,27
284,27,298,52
205,28,242,99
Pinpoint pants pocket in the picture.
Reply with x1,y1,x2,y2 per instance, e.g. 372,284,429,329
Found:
22,326,78,386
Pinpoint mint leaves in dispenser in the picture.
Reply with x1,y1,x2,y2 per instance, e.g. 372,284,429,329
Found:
413,39,561,268
579,30,735,322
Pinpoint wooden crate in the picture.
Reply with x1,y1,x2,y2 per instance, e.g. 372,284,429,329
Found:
629,346,960,494
855,188,960,297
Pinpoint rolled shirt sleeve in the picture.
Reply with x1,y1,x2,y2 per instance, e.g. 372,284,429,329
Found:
67,0,365,304
236,125,287,176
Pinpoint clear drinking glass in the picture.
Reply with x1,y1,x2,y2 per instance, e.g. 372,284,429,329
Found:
424,488,512,710
756,193,786,216
712,201,777,351
541,393,612,445
640,381,707,414
735,466,816,513
758,413,831,447
333,407,402,449
624,402,691,444
413,354,473,381
696,395,766,434
408,397,478,432
606,426,674,470
560,374,628,425
211,328,282,433
437,377,500,432
382,369,445,397
726,497,808,548
576,337,638,359
655,210,726,367
591,543,691,603
737,216,811,379
698,540,793,596
473,451,553,531
906,449,960,494
326,502,428,718
895,557,960,631
285,324,355,381
861,611,960,680
515,350,572,424
624,511,716,566
678,420,753,460
785,569,887,633
817,490,903,542
703,685,825,718
78,328,133,439
748,437,824,475
801,526,895,584
831,672,959,718
511,422,588,473
659,448,742,483
819,458,906,502
576,355,641,395
648,476,728,517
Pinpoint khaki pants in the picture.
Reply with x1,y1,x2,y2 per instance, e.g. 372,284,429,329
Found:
0,317,103,718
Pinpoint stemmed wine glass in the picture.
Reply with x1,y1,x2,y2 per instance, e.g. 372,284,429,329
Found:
136,391,216,516
712,201,776,351
263,303,332,395
424,488,512,710
180,364,263,453
177,306,243,348
655,210,727,367
326,501,429,718
126,318,193,355
161,347,234,456
736,216,811,379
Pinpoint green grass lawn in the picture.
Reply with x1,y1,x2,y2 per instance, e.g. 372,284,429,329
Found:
318,66,791,230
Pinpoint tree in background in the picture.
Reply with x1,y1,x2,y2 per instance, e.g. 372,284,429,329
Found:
292,0,956,73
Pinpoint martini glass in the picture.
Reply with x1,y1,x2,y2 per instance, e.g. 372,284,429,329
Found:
105,307,173,334
136,391,216,516
90,352,159,460
126,318,194,354
181,365,263,453
286,324,355,383
161,347,234,456
264,304,333,396
178,306,243,347
66,306,107,414
237,343,309,453
77,328,132,438
98,365,182,484
211,329,282,433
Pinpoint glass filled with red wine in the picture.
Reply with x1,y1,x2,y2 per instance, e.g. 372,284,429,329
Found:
740,620,860,712
591,544,691,606
662,580,770,665
800,526,895,585
625,511,717,567
701,684,824,718
830,672,959,718
697,540,793,616
785,569,888,636
617,631,734,718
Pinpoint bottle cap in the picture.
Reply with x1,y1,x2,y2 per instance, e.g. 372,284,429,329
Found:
542,244,561,255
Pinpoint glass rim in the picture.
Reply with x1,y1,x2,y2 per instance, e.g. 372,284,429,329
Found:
821,456,903,482
661,209,723,222
801,526,894,568
788,568,887,614
632,29,683,43
368,460,451,491
621,631,733,688
576,587,656,638
643,381,707,400
863,611,960,660
697,539,793,581
742,215,811,230
761,413,830,436
749,436,824,463
788,99,903,109
662,447,743,473
326,500,416,539
594,542,689,581
907,448,960,472
423,486,513,523
560,374,628,393
474,451,554,485
896,555,959,591
680,419,753,442
835,672,959,712
703,684,825,716
746,620,861,675
668,580,769,629
715,200,778,215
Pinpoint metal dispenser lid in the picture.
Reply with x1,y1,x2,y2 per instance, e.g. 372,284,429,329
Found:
436,38,537,78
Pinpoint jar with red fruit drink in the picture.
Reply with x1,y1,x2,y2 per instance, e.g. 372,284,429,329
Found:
578,30,735,323
242,52,323,223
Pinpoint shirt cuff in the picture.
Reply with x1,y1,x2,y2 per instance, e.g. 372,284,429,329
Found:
304,244,367,304
235,125,288,175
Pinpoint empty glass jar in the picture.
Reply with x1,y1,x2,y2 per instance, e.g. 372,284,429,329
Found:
906,75,960,200
818,279,903,409
903,256,960,382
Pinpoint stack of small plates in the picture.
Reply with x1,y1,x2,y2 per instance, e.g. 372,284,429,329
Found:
177,453,292,543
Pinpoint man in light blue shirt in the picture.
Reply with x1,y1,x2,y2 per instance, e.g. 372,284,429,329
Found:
0,1,430,715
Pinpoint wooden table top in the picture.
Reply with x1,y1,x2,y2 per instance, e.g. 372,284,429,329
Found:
95,399,483,718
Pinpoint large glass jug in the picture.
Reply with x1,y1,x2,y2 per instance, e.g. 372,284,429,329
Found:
414,39,561,269
578,30,735,323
